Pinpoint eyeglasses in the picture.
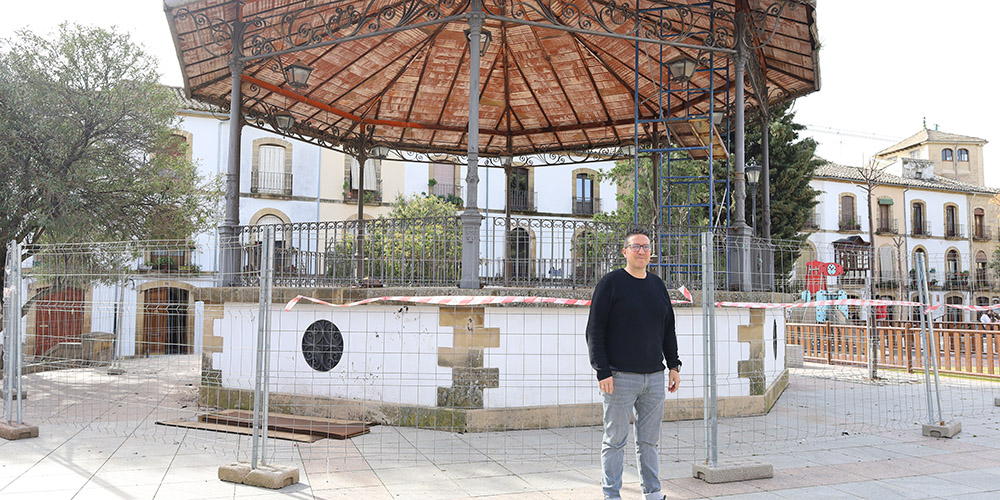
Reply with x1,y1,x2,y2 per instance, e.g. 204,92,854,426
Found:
625,244,651,252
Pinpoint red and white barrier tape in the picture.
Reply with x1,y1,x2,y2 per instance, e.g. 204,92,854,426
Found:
284,286,980,314
285,285,695,311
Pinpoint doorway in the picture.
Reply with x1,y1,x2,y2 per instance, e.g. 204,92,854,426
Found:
142,287,189,355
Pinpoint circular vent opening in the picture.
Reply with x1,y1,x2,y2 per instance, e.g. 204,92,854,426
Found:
302,319,344,372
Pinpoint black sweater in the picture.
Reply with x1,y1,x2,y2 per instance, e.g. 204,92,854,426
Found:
585,269,681,381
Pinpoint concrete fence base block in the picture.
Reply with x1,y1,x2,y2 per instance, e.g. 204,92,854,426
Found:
785,345,804,368
107,368,126,376
994,397,1000,407
219,462,299,489
922,421,961,439
0,391,28,400
0,421,39,441
692,460,773,483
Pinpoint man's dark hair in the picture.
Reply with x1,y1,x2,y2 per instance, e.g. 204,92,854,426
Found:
623,226,652,247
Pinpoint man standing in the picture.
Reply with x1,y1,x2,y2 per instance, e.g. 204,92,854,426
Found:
586,227,681,500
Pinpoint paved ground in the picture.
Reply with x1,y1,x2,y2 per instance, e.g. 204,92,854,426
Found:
2,357,1000,499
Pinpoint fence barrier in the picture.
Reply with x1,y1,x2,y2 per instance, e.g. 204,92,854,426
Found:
2,233,999,480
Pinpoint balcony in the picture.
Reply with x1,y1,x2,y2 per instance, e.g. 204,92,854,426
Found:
975,271,993,290
803,211,819,230
572,197,601,216
838,219,861,231
973,225,992,241
911,220,931,237
875,217,898,234
509,189,537,212
344,179,383,204
251,171,292,196
430,182,463,206
944,223,965,239
945,272,969,290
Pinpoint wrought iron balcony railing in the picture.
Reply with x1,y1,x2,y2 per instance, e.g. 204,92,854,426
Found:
944,223,965,239
803,210,819,230
429,182,463,205
973,225,992,241
509,189,537,212
250,171,292,195
344,179,383,204
572,197,601,216
911,220,931,237
876,217,898,234
838,219,860,231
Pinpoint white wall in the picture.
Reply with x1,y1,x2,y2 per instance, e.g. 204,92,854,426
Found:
212,303,786,408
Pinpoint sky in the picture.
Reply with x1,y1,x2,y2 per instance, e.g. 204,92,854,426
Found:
2,1,997,186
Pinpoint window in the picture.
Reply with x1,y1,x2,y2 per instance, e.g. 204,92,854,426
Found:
574,173,595,215
942,148,953,161
945,205,959,237
877,204,892,233
839,194,857,230
974,208,986,239
945,249,962,289
347,157,381,203
976,251,989,288
252,139,292,195
912,202,925,235
509,167,533,211
429,162,458,198
958,148,969,162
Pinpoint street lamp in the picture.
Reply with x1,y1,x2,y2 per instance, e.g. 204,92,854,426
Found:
370,145,391,160
284,63,313,90
464,28,493,56
666,56,697,83
745,161,762,237
274,112,295,132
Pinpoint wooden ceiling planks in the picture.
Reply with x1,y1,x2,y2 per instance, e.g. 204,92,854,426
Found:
166,0,819,156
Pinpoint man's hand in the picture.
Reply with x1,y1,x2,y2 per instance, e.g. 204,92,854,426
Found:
598,376,614,394
668,369,680,393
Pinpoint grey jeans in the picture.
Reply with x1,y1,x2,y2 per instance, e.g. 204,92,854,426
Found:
600,370,665,500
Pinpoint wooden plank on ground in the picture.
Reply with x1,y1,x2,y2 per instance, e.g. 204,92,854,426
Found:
201,409,372,440
155,419,323,442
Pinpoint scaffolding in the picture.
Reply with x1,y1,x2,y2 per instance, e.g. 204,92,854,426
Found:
634,1,732,287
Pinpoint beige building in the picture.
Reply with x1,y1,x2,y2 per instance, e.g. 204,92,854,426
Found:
876,128,987,187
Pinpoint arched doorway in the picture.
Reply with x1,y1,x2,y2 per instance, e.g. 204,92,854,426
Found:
142,287,190,355
507,227,531,281
33,287,85,356
945,295,964,323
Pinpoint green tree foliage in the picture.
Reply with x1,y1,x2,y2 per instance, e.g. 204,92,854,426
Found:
745,102,822,242
0,25,220,292
595,156,720,229
328,194,461,284
746,102,823,284
0,25,219,243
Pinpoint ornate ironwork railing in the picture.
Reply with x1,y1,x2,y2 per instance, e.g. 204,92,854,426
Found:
572,197,601,216
250,171,292,195
875,217,897,234
232,216,775,289
509,190,536,212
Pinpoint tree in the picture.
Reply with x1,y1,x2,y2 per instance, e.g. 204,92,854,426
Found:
0,25,220,297
327,194,461,285
745,102,823,286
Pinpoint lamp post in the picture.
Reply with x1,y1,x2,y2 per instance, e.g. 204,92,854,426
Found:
745,161,761,237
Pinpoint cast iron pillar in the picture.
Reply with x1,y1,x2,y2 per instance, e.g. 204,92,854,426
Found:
460,0,485,289
220,20,245,286
728,14,752,291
